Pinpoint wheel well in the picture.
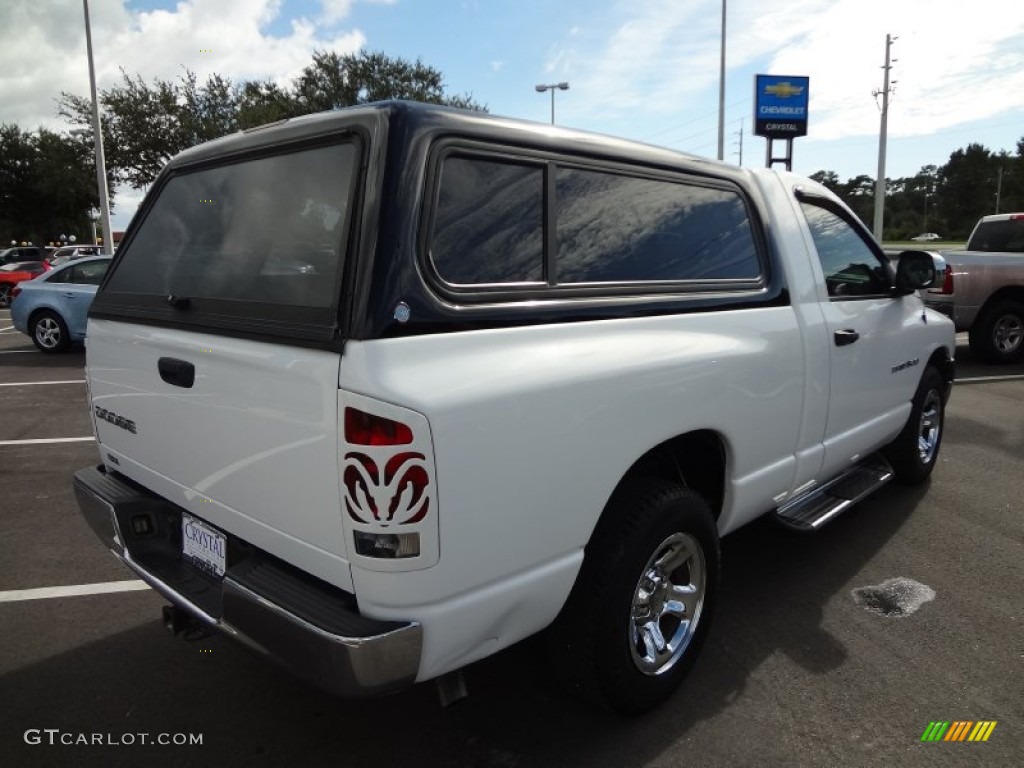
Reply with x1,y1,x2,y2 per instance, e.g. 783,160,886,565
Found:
617,430,727,520
926,347,954,392
978,286,1024,320
27,307,56,328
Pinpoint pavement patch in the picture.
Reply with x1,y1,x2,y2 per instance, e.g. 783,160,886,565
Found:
851,577,935,618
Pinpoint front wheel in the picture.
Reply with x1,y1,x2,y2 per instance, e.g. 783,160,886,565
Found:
547,479,720,714
883,365,946,484
969,300,1024,363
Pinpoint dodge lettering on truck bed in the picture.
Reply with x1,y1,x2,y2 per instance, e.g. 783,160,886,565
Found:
74,101,955,713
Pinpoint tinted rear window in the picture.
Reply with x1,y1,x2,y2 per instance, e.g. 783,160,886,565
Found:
967,219,1024,252
101,141,358,331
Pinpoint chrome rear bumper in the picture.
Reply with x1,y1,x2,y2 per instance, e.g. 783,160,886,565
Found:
73,465,421,697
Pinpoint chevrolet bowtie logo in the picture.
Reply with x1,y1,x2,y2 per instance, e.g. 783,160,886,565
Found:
764,81,804,98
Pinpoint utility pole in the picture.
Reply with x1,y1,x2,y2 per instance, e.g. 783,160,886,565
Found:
995,166,1003,213
717,0,727,161
872,33,896,242
734,118,744,166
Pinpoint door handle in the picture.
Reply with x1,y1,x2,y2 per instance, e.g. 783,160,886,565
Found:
834,328,860,346
63,292,77,298
158,357,195,388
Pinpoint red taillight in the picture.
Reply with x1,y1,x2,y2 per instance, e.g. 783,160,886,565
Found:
940,265,954,294
344,407,413,445
1009,214,1024,221
10,286,22,300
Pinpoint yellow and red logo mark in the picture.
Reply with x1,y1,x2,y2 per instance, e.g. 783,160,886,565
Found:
764,81,805,99
921,721,997,742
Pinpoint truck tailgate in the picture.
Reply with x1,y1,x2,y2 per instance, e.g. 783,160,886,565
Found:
87,319,352,587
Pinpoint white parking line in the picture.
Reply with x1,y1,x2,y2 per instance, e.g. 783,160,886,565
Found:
0,580,150,603
0,379,87,387
0,379,86,387
0,349,37,354
0,436,94,446
957,374,1024,384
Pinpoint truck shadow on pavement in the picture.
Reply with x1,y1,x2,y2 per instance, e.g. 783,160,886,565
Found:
0,348,85,371
1,484,931,768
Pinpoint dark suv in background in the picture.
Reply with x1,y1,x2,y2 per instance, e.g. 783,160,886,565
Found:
0,246,48,266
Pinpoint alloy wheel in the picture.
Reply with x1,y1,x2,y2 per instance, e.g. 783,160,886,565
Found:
629,532,706,676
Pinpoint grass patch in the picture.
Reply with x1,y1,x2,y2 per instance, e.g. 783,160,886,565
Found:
883,241,965,251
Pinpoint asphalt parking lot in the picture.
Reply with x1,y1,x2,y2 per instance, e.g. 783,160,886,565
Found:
1,308,1022,768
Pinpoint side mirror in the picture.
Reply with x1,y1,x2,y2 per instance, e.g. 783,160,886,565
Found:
894,250,939,293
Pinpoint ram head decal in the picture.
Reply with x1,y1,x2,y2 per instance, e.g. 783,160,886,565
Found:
343,451,430,527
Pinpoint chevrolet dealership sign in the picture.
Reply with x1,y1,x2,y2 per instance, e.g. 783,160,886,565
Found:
754,75,809,138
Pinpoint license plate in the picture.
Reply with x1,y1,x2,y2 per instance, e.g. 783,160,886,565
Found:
181,513,226,578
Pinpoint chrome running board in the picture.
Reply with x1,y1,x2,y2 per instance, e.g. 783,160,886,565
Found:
774,454,894,531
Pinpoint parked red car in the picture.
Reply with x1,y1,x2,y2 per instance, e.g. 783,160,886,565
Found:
0,261,51,307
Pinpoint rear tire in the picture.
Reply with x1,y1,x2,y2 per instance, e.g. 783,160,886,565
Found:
883,366,946,485
969,300,1024,364
31,311,70,353
0,283,12,308
547,479,720,714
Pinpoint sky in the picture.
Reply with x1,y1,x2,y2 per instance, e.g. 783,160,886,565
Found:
1,0,1023,231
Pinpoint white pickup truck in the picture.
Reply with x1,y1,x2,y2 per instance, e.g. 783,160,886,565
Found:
74,101,955,714
927,213,1024,363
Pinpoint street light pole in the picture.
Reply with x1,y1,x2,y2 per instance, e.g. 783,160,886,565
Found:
83,0,113,254
717,0,727,161
535,82,570,125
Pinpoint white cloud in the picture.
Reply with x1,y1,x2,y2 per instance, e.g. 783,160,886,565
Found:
548,0,722,116
320,0,355,25
490,60,504,72
764,1,1024,141
320,0,396,26
0,0,367,133
0,0,375,228
543,0,1024,147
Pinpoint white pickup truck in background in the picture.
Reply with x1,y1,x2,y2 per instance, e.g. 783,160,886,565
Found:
73,101,956,714
928,213,1024,363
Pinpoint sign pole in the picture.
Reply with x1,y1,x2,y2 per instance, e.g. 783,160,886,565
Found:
753,75,809,171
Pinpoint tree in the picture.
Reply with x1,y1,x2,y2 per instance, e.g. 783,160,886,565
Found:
0,124,34,240
809,170,840,193
294,50,481,112
0,124,102,246
59,69,231,189
237,80,301,130
180,71,238,145
59,50,485,190
935,143,1001,238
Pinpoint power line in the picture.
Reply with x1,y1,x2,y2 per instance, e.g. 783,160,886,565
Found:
636,97,751,143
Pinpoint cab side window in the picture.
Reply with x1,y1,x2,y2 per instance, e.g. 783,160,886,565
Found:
800,201,890,298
